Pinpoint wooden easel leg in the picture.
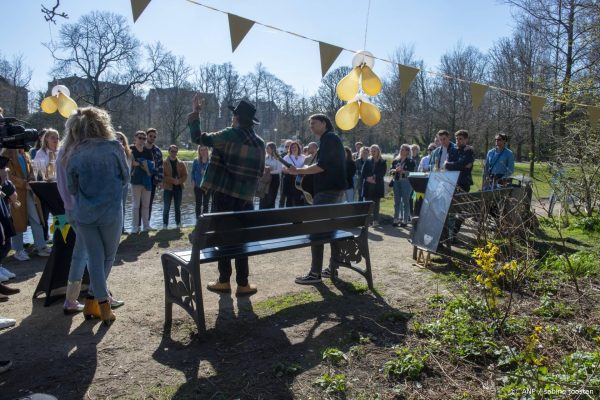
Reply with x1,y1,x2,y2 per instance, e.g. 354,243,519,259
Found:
415,249,431,269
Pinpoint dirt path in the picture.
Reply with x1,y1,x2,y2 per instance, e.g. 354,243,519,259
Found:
0,225,444,399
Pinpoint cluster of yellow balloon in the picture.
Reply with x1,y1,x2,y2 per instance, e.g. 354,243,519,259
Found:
335,51,382,131
40,85,78,118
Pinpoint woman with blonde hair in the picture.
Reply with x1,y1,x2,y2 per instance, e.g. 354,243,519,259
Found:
1,148,51,261
33,128,60,177
361,144,387,226
258,142,283,209
61,107,129,326
391,144,416,227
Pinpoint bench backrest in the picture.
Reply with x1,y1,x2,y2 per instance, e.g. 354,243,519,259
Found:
190,201,373,256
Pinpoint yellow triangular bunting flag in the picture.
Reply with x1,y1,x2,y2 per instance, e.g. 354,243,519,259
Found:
470,82,488,111
228,14,255,53
131,0,151,23
530,95,546,122
319,42,343,77
587,105,600,129
398,64,420,95
61,224,71,243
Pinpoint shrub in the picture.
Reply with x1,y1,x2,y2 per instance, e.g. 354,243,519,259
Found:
314,373,347,395
384,346,429,380
322,347,347,366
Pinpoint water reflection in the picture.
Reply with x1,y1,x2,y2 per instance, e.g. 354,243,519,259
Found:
24,161,264,242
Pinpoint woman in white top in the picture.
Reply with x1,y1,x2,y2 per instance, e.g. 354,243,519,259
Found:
33,128,60,179
259,142,283,209
282,141,305,207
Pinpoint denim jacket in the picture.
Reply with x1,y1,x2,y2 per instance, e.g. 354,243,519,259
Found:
67,139,130,225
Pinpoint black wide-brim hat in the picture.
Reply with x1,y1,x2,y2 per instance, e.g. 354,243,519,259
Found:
228,100,260,124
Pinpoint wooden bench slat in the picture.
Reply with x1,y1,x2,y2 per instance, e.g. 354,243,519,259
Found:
198,202,372,231
173,230,354,264
201,215,368,248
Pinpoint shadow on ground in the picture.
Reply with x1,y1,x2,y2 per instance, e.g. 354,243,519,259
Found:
152,281,410,399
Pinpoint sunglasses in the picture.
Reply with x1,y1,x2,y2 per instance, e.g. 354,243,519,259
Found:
136,136,146,140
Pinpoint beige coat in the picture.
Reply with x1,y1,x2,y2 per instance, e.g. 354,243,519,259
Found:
4,150,44,233
163,157,188,191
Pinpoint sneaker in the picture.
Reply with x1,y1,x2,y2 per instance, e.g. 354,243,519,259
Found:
109,296,125,309
13,250,30,261
0,272,8,283
294,272,322,285
236,283,257,296
0,360,12,374
63,300,84,315
0,266,15,279
0,317,16,330
321,268,332,278
143,227,157,232
207,281,231,293
37,247,52,257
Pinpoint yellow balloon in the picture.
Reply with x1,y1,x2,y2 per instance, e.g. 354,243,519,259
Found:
41,96,58,114
336,66,361,101
57,92,78,118
359,101,381,126
361,66,382,96
335,101,360,131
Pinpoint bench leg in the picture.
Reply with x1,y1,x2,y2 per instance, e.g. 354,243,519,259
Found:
164,298,173,334
161,254,207,337
330,227,374,291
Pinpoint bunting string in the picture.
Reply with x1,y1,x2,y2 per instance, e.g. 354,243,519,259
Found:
135,0,599,112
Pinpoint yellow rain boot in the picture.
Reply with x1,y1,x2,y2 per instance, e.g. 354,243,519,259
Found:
83,297,101,320
99,301,116,327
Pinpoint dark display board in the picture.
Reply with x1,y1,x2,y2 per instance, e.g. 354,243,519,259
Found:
412,171,459,252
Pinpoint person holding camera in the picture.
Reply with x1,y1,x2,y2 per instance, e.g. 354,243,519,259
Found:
391,144,416,227
1,148,51,260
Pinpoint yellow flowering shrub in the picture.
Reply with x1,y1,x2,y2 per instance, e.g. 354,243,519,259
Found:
472,242,519,310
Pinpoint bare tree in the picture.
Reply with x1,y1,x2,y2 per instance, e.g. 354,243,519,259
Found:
506,0,600,137
41,0,68,24
150,54,193,144
44,11,166,108
0,53,32,118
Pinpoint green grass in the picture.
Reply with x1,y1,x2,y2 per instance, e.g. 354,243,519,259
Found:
252,291,322,315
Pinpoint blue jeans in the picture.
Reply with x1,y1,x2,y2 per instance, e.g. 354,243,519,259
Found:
66,211,88,283
11,191,47,252
76,213,122,301
310,191,344,275
163,186,183,225
344,188,355,202
393,179,412,223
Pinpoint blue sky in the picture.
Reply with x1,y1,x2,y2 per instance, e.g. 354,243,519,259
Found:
2,0,515,95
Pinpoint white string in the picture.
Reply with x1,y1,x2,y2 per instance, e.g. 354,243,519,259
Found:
181,0,595,109
363,0,372,50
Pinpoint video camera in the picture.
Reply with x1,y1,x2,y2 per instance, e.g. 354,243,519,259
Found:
0,117,39,150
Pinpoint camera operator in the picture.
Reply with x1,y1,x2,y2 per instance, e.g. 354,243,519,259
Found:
0,107,19,374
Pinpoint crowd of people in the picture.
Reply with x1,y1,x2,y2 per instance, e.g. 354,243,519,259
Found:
0,99,516,374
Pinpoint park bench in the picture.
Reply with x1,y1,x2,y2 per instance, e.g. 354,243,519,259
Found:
161,201,374,335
